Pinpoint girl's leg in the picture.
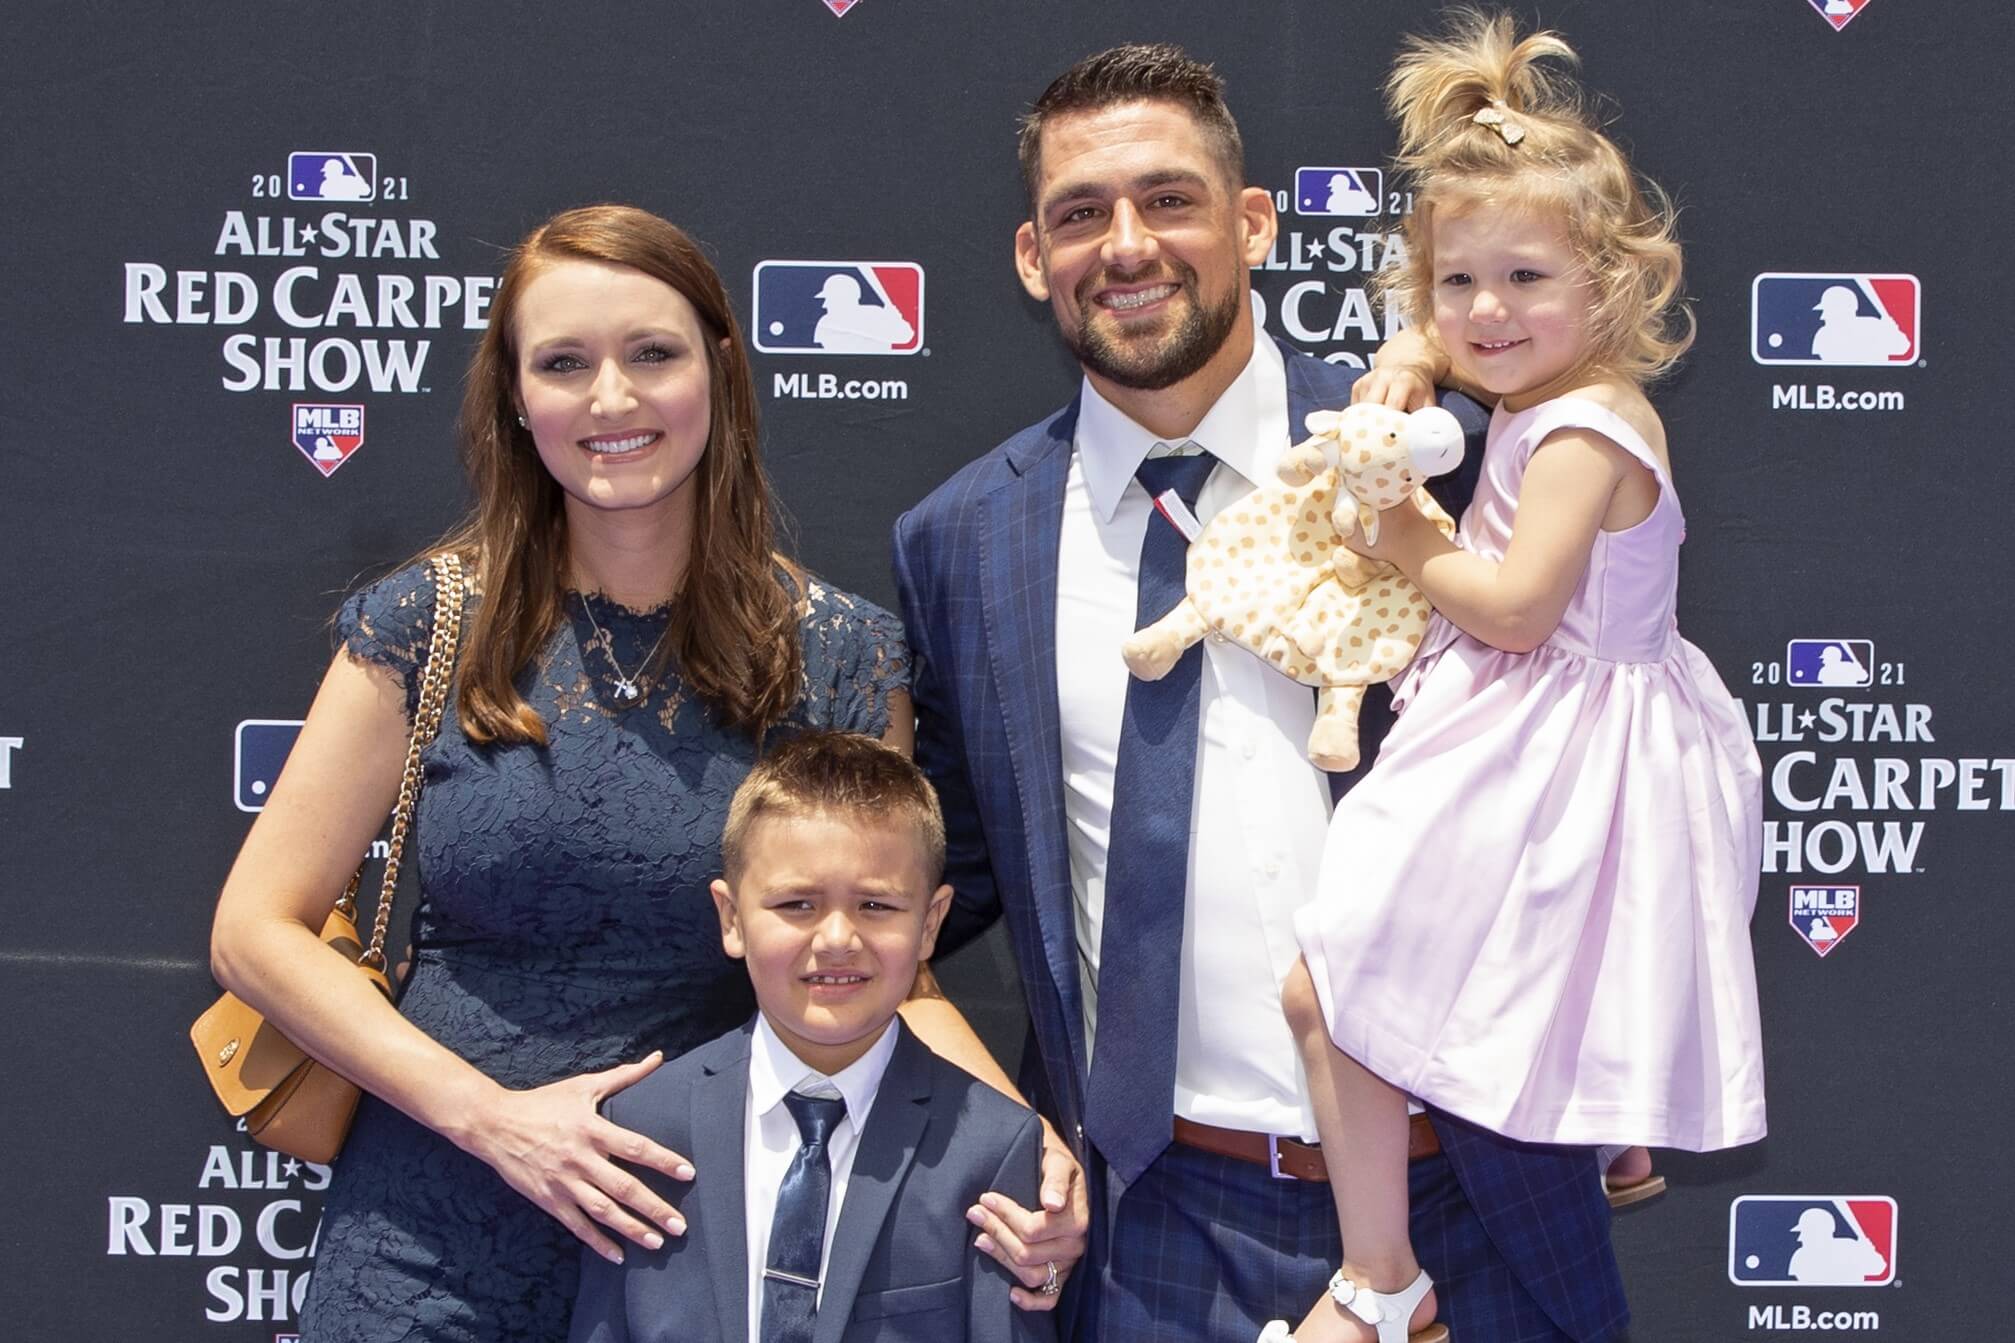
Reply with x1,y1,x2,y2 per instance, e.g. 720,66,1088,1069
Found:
1281,958,1437,1341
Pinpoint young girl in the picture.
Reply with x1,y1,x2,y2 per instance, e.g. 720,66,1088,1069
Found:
1267,13,1765,1343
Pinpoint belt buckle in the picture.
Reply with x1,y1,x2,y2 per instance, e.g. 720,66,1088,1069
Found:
1267,1133,1296,1180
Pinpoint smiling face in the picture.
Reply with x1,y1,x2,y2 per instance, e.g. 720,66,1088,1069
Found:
711,810,951,1076
1014,99,1274,395
1429,204,1597,406
513,257,715,525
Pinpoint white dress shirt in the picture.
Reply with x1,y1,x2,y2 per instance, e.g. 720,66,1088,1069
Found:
1056,332,1335,1142
743,1014,900,1343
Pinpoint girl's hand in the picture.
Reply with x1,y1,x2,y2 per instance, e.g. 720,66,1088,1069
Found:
456,1052,694,1264
1350,361,1437,412
1352,327,1448,412
1342,496,1437,567
966,1123,1091,1311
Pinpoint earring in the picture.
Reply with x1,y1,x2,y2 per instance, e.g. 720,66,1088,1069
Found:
516,415,527,428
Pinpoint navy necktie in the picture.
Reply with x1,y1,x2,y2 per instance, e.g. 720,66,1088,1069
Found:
761,1089,847,1343
1083,448,1217,1185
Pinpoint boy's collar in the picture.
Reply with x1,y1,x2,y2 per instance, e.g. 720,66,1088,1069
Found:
747,1012,902,1125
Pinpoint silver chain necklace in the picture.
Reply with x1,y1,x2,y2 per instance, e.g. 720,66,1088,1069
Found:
579,593,667,701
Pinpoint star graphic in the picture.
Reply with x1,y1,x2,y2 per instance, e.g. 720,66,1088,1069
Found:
1306,240,1326,260
299,223,318,245
282,1158,302,1178
1798,711,1817,729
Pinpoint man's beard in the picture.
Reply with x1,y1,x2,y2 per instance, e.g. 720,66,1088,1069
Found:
1066,262,1242,392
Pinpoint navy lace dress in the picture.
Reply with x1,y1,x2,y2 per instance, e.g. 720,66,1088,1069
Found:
296,562,909,1342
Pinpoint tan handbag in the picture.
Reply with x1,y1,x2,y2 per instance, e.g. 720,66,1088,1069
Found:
190,552,466,1163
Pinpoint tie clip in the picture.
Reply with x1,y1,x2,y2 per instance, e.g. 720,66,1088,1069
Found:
763,1268,821,1290
1152,488,1202,541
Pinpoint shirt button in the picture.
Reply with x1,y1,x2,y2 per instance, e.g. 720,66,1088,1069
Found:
1262,859,1281,879
1242,740,1258,760
1209,630,1227,644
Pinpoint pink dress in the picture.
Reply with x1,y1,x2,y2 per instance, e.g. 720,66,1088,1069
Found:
1295,395,1766,1150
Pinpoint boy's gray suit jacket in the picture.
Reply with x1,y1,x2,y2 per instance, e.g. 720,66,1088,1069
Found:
568,1016,1055,1343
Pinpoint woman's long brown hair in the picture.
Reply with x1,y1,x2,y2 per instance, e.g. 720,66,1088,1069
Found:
442,204,801,746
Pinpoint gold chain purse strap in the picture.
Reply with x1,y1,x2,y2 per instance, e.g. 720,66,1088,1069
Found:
345,549,465,971
191,551,468,1163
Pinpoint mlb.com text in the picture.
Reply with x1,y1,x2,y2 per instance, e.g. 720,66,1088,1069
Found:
1749,1305,1881,1332
773,372,909,401
1771,385,1905,411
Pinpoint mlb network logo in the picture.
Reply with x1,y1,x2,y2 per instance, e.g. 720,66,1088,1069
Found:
1752,273,1918,366
1807,0,1876,31
236,720,303,812
288,151,377,202
293,403,365,477
1790,884,1859,956
753,261,923,356
1729,1195,1896,1286
1785,638,1873,688
1295,166,1382,217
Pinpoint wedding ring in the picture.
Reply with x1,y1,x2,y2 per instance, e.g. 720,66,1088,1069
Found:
1039,1260,1061,1296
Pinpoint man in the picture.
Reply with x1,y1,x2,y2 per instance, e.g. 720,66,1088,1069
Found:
894,44,1628,1343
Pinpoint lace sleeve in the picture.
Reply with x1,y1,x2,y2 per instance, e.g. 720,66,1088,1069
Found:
797,578,912,738
332,561,439,722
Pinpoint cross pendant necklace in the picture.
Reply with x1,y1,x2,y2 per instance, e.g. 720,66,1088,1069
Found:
578,593,666,703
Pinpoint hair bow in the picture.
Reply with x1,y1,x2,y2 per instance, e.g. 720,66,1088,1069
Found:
1472,100,1525,145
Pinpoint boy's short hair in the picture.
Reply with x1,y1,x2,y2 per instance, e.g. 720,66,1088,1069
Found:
721,731,948,886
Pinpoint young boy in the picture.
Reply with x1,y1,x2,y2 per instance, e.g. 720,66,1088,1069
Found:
569,731,1053,1343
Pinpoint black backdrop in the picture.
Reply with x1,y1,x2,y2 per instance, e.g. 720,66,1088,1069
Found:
3,2,2008,1339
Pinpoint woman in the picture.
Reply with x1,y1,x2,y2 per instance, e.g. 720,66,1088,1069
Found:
209,206,1076,1341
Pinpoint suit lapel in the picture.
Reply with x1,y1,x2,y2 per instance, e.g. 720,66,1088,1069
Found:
692,1028,753,1343
812,1023,934,1343
977,402,1088,1082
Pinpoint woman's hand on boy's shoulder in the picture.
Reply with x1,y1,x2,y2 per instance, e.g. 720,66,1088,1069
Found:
965,1120,1089,1312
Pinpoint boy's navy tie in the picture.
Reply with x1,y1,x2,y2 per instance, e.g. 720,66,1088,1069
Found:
761,1088,848,1343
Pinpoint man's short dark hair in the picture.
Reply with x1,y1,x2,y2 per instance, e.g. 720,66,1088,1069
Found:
1017,43,1245,211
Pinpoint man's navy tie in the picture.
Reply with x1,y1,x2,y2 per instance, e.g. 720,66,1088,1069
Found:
761,1089,848,1343
1083,448,1218,1185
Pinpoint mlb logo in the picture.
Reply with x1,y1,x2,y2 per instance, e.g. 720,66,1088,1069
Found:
1790,885,1859,957
752,261,923,355
1295,167,1382,217
287,151,377,202
292,403,366,477
1785,638,1873,688
1807,0,1876,31
1729,1195,1896,1286
236,720,303,812
1752,273,1918,365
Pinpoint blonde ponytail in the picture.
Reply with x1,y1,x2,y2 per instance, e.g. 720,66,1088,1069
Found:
1376,9,1694,385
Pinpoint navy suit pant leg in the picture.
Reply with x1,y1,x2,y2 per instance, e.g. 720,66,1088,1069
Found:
1083,1141,1578,1343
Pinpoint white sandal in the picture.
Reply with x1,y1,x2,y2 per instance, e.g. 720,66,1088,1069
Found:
1255,1268,1448,1343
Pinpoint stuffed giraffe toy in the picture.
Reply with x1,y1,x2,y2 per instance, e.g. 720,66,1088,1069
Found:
1120,402,1464,771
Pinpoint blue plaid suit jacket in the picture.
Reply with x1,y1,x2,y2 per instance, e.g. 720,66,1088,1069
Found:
891,344,1628,1341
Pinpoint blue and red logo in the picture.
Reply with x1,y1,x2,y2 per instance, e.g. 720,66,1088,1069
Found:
287,151,377,202
292,403,365,477
1785,637,1873,688
1806,0,1876,31
1294,167,1382,217
1729,1196,1896,1286
1753,274,1918,366
753,261,923,356
236,720,303,812
1790,885,1859,957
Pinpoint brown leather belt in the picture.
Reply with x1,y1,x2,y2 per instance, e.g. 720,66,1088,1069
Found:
1170,1112,1440,1181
